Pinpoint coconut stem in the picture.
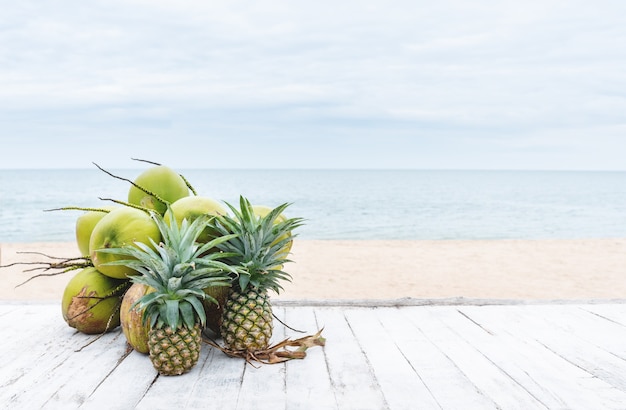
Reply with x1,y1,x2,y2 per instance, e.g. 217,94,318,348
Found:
43,206,113,213
68,292,120,320
179,173,198,196
93,162,171,208
131,158,161,167
96,197,152,213
130,158,198,196
0,254,93,288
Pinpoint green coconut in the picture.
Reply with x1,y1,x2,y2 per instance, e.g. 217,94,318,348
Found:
89,207,161,279
128,165,189,215
61,267,127,334
164,196,228,244
119,282,152,354
75,206,117,257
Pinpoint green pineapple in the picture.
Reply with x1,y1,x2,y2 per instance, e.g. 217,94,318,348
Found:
101,209,236,375
210,196,304,352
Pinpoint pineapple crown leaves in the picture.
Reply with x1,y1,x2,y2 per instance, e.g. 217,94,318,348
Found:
100,208,239,330
209,196,305,294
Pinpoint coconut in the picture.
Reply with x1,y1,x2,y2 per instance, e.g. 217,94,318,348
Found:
62,267,127,334
164,196,228,243
89,207,161,279
120,282,152,354
128,165,189,215
75,206,116,257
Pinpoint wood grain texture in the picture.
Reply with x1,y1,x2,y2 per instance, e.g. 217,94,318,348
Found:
2,302,626,409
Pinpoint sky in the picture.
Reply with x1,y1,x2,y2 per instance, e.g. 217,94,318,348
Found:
1,0,626,170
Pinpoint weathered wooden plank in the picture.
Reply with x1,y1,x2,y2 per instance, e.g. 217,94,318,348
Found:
457,305,626,409
134,342,227,410
79,349,159,409
20,331,127,409
403,306,547,409
344,308,441,410
374,307,498,410
0,321,102,407
0,304,65,360
174,342,248,410
0,303,18,316
536,304,626,359
3,303,626,410
536,311,626,392
234,307,287,410
284,306,336,410
468,305,626,393
583,303,626,327
148,307,294,410
0,307,64,394
314,307,389,410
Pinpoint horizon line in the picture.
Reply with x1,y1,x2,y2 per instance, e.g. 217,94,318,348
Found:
0,167,625,173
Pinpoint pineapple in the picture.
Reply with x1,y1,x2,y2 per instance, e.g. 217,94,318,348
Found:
100,209,236,375
209,196,303,353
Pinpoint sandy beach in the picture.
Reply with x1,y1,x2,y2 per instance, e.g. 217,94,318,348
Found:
2,238,625,302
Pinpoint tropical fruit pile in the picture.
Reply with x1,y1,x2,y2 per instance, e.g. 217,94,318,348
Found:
56,161,324,376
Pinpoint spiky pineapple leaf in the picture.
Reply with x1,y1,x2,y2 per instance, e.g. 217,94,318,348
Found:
165,299,179,330
185,296,206,326
99,207,240,329
179,300,195,330
208,195,304,294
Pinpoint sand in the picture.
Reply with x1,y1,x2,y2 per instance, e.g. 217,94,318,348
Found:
1,239,626,301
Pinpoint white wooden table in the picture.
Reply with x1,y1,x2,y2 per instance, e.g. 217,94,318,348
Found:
2,299,626,409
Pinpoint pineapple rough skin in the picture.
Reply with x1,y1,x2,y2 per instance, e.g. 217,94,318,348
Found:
148,324,202,376
221,289,274,352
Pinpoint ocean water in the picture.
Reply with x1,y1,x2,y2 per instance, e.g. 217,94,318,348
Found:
0,169,625,243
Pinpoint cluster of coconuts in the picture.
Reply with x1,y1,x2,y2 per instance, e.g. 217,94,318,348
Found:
60,165,280,352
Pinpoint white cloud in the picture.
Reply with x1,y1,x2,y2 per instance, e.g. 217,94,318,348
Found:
1,0,625,169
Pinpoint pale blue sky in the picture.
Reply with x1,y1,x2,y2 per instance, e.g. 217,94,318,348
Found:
1,1,625,170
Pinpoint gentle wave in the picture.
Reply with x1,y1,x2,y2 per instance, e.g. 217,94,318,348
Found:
1,169,626,242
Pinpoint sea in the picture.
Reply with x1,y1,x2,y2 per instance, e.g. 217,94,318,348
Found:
1,169,625,243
